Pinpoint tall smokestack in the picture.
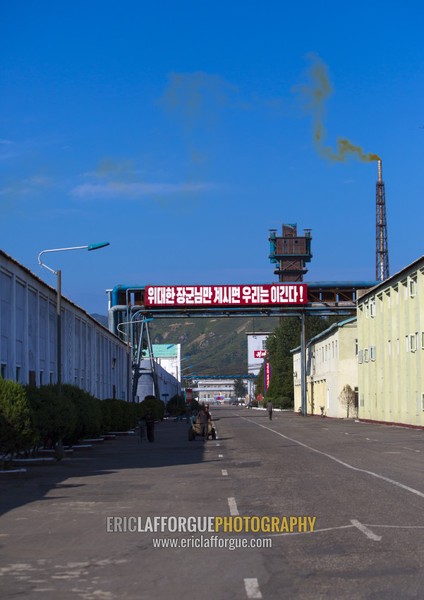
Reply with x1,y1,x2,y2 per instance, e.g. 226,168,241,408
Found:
376,159,389,281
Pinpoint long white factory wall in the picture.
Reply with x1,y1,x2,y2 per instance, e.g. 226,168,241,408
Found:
0,250,128,400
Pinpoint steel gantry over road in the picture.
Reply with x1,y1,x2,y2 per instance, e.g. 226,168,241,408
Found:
107,281,378,410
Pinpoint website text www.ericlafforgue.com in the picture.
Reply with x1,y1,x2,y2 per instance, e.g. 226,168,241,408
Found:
106,515,317,550
151,535,272,551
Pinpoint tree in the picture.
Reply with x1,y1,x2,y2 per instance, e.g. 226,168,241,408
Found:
233,379,247,398
339,384,356,418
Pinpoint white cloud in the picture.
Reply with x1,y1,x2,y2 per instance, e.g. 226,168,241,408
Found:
70,181,214,200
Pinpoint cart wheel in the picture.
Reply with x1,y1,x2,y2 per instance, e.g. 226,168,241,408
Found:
211,428,217,440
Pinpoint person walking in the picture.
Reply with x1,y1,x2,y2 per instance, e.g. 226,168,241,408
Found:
266,400,273,420
197,404,209,441
143,410,155,442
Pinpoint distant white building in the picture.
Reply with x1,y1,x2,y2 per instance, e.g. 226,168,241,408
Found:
193,377,249,404
246,332,271,401
138,343,181,404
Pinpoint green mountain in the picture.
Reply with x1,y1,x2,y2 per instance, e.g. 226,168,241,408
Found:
148,316,279,376
92,314,279,376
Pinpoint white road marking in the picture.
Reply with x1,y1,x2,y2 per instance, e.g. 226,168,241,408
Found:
351,519,382,541
218,454,224,458
403,447,420,453
269,521,424,538
242,417,424,499
244,578,262,599
228,497,239,516
221,469,228,477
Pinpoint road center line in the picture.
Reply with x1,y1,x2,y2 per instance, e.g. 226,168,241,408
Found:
351,519,382,541
242,417,424,499
244,578,262,599
228,497,239,516
221,469,228,477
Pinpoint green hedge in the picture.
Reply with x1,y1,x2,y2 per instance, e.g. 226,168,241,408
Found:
139,395,165,421
0,379,34,463
0,380,171,464
26,385,77,447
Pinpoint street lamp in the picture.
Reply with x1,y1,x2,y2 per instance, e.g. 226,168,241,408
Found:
38,241,110,396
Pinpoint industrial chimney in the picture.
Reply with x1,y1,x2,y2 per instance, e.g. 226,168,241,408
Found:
376,159,389,281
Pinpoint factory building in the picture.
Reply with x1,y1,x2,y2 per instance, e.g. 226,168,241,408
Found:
292,318,358,418
0,249,128,400
357,256,424,427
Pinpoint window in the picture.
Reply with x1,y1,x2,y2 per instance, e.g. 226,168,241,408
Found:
29,370,36,386
410,334,418,352
40,371,44,385
409,278,417,298
358,350,363,364
364,349,369,363
0,364,6,379
369,299,376,317
370,346,376,361
15,366,21,382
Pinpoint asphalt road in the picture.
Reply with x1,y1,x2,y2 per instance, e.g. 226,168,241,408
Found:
0,406,423,599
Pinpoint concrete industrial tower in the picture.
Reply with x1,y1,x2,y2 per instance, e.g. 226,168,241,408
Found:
268,224,312,282
376,159,390,281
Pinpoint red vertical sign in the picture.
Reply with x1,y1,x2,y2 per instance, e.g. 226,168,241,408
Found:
264,358,271,393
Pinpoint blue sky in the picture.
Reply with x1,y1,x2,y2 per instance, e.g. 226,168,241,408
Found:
1,1,423,314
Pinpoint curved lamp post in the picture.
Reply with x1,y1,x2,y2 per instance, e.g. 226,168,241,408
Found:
38,241,110,396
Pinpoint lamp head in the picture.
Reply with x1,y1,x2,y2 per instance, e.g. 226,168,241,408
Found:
88,242,110,251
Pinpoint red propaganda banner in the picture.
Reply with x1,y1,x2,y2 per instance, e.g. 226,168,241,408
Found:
145,284,307,307
254,350,267,359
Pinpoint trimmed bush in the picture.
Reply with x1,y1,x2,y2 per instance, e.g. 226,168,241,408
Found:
26,385,77,447
0,379,34,462
166,395,187,416
61,384,102,441
101,398,140,431
140,395,165,421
